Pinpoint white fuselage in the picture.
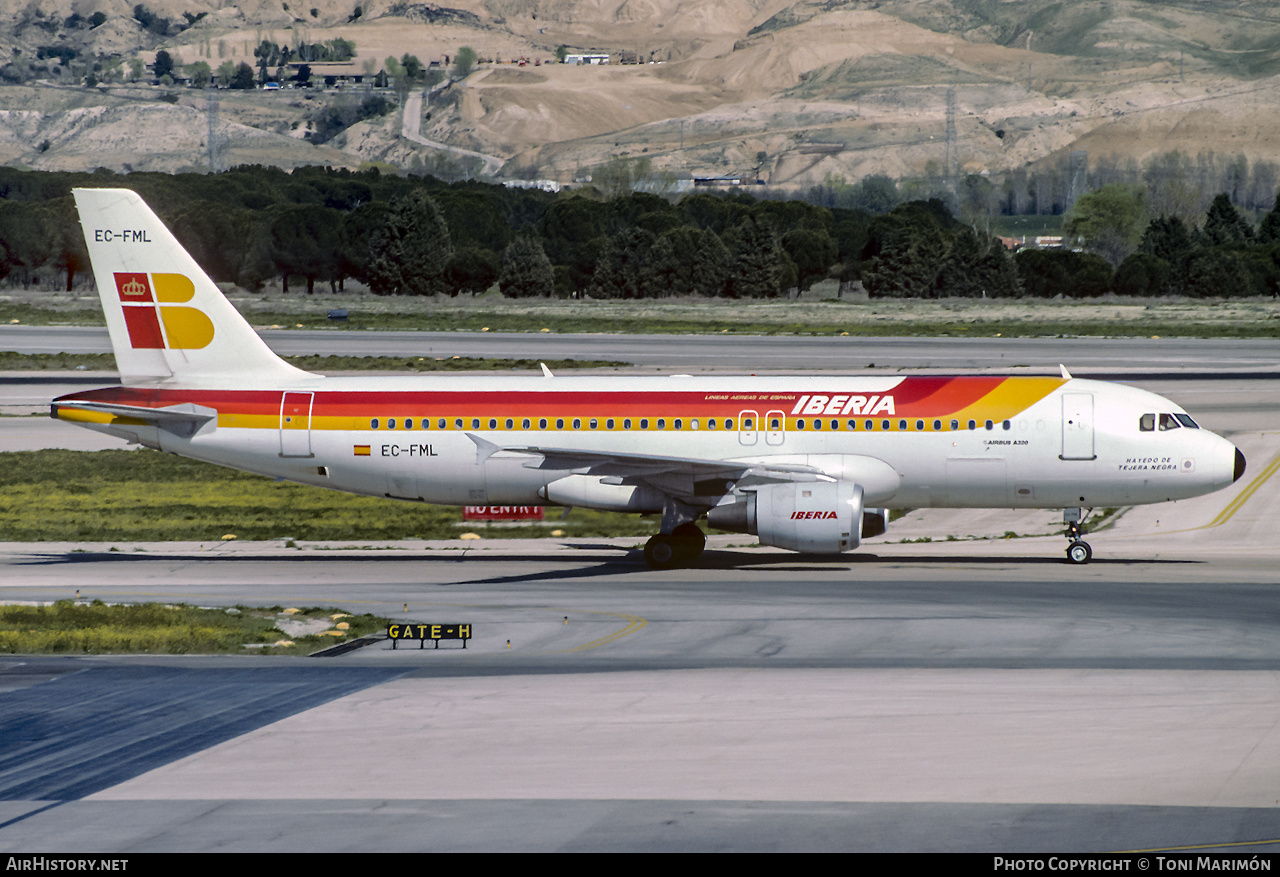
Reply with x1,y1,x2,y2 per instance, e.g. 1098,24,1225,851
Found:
60,373,1242,515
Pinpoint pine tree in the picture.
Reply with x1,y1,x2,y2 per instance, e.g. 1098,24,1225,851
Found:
590,228,655,298
367,191,453,295
499,234,554,298
726,215,782,298
1202,193,1253,246
863,214,948,298
1256,193,1280,245
690,229,729,297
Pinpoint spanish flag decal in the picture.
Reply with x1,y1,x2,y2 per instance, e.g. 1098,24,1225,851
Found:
354,445,371,456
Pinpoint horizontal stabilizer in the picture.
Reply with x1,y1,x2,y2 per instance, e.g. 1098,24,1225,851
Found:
52,400,217,437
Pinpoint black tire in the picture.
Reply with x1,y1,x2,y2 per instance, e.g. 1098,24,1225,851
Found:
1066,540,1092,565
671,522,706,562
644,534,681,570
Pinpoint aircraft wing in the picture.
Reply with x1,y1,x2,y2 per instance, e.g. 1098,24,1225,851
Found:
468,434,831,501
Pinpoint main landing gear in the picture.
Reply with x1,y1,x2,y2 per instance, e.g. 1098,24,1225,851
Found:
1063,507,1092,565
643,523,706,570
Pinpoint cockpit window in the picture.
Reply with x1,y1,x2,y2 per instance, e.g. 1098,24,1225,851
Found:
1139,413,1155,432
1159,413,1181,430
1174,414,1199,429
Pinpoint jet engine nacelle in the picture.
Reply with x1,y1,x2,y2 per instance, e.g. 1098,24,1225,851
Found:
707,481,866,554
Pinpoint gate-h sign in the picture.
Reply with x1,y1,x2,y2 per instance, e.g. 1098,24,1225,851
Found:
388,623,472,650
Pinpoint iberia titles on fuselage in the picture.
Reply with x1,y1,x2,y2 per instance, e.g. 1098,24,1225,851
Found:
52,188,1246,568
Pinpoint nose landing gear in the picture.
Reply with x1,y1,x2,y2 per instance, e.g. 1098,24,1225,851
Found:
1063,508,1092,564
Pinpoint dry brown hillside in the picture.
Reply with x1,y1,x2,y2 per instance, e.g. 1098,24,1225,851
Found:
2,0,1280,185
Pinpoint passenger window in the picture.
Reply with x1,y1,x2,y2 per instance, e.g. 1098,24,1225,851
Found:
968,420,976,430
522,419,531,429
847,420,857,430
404,418,413,430
882,420,891,431
538,418,547,429
455,418,463,429
898,420,906,431
1003,420,1011,431
771,418,781,430
658,418,666,429
556,418,564,429
624,418,632,429
830,420,838,430
933,420,941,431
865,420,873,431
1159,413,1181,431
388,418,396,429
607,419,615,429
573,418,581,430
674,419,683,430
726,419,734,430
641,418,650,429
707,419,716,430
471,418,480,430
951,419,959,430
438,419,446,429
916,420,924,431
371,418,379,429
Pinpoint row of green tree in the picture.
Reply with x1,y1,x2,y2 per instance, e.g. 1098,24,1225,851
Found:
1061,184,1280,297
805,150,1280,230
2,165,1279,299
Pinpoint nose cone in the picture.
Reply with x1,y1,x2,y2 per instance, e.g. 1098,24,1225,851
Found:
1234,447,1247,483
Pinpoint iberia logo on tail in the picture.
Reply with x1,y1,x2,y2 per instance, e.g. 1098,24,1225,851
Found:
115,272,215,349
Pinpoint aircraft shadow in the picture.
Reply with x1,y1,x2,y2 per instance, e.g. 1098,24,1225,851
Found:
10,546,1196,594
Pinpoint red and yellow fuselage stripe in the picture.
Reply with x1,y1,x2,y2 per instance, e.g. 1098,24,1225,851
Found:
54,377,1066,433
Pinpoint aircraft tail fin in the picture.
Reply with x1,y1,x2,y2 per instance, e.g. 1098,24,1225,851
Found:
72,188,313,386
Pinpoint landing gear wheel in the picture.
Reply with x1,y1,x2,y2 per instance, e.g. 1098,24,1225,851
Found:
644,534,681,570
671,523,706,564
1066,540,1092,565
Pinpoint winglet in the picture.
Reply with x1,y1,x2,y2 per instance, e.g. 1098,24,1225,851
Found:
540,363,554,378
1060,364,1073,380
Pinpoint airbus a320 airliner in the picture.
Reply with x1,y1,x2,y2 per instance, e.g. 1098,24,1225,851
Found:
52,189,1246,567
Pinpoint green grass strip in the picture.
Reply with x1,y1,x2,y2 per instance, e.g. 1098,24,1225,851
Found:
0,600,389,655
0,449,657,542
4,302,1278,338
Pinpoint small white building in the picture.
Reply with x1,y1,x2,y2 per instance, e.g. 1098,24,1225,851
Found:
502,179,563,193
564,54,610,65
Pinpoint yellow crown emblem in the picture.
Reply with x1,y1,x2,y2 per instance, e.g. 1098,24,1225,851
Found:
121,277,146,297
